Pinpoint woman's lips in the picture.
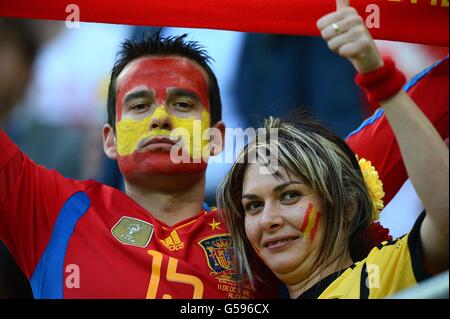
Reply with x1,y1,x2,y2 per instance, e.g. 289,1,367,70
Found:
262,235,300,250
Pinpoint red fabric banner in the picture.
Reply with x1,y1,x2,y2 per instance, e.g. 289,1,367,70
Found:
0,0,448,46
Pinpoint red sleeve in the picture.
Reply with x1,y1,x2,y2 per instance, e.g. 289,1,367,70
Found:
0,129,89,278
346,57,449,205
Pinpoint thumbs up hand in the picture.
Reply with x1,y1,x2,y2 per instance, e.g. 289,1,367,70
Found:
316,1,383,74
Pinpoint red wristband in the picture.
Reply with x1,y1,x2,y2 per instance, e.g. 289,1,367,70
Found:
355,56,407,104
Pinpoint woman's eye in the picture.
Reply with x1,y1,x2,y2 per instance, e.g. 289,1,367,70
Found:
280,191,301,204
243,202,263,214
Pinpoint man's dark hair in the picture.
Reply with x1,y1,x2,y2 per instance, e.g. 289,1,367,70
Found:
106,32,222,130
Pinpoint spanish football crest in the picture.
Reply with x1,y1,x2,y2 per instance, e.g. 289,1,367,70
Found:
111,216,154,248
198,235,239,283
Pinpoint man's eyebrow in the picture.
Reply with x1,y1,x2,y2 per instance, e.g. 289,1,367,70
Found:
123,90,155,104
167,88,201,102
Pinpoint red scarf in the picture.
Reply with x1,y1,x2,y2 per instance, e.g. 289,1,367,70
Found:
0,0,448,46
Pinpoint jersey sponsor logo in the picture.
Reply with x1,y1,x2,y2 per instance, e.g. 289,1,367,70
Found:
160,230,184,251
111,216,154,248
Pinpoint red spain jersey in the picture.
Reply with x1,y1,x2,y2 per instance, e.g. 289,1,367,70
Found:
0,130,272,299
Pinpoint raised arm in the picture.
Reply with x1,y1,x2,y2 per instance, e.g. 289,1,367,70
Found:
0,128,85,278
317,0,449,273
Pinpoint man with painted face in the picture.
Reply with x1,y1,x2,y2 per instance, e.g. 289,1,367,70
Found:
0,33,271,299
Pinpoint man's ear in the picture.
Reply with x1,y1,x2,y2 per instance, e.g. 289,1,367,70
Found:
103,124,118,160
209,121,226,157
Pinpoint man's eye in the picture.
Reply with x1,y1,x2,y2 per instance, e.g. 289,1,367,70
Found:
174,101,194,111
130,103,150,112
280,191,301,204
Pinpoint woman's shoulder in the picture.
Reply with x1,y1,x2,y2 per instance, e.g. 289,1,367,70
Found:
319,213,431,298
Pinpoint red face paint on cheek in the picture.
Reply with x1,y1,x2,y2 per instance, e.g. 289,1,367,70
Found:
299,202,322,242
115,56,210,122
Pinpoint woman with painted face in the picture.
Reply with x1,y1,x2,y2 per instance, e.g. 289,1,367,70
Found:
217,0,449,299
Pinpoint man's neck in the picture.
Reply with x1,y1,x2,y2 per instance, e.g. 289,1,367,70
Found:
124,173,206,226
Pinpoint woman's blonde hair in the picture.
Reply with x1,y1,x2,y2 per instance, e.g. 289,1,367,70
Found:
217,112,374,288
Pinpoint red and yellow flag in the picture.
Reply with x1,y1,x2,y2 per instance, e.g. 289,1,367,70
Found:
0,0,447,46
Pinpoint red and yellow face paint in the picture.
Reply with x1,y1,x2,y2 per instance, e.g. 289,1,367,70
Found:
116,105,211,160
299,202,322,242
114,56,212,176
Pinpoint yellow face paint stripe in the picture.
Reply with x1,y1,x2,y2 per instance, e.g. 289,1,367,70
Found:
116,106,211,159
